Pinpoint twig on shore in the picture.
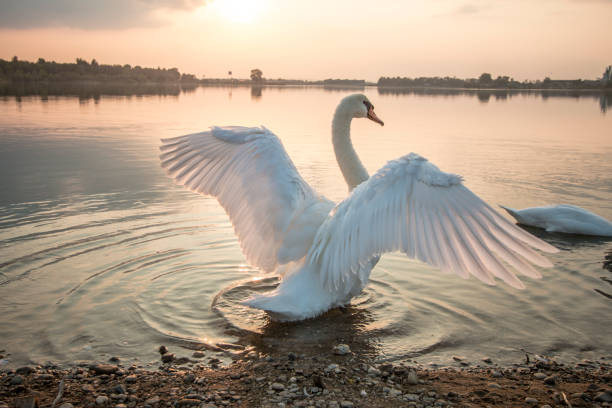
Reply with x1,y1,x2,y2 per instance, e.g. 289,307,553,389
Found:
561,391,572,408
50,377,65,408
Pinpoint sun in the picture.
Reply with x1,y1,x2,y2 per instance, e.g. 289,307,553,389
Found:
211,0,267,23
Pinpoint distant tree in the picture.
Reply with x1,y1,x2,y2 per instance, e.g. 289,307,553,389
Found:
76,58,88,66
478,73,492,84
91,58,98,67
250,68,263,82
602,65,612,82
11,56,18,63
37,58,46,64
494,75,510,87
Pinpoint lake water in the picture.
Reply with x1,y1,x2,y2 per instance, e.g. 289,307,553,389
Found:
0,86,611,368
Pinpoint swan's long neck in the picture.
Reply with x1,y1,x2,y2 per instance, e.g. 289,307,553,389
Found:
332,106,369,191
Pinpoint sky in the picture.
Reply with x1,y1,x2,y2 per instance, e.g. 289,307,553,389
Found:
0,0,611,81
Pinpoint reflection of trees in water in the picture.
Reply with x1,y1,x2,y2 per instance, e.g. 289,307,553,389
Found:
477,92,491,103
0,81,199,100
2,82,610,114
377,87,611,114
322,85,365,93
600,94,611,113
250,85,262,100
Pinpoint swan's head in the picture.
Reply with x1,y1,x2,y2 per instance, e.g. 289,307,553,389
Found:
338,94,384,126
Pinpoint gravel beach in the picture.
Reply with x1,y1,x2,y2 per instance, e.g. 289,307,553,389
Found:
1,345,610,407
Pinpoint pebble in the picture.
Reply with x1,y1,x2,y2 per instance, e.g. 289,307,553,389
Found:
16,366,35,375
58,404,74,408
482,357,492,364
406,370,419,385
367,366,381,376
525,397,538,404
10,375,24,385
533,372,547,380
95,395,109,405
543,375,557,385
271,382,285,391
540,405,552,408
91,364,118,375
125,374,137,383
161,353,175,363
158,345,168,355
488,382,501,389
145,396,160,404
360,390,367,397
333,344,351,355
35,374,54,382
595,391,612,402
340,401,354,408
175,399,201,407
82,384,95,393
491,370,503,378
111,384,126,394
192,351,205,358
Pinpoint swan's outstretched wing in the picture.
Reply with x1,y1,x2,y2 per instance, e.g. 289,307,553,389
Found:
308,153,558,290
160,126,327,272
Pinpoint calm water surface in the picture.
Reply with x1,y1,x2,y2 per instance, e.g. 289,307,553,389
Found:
0,87,611,367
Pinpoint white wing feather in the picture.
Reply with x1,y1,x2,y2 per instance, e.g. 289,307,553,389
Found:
160,126,325,272
308,153,558,291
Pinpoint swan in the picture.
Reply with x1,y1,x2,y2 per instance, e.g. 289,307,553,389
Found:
159,94,558,321
501,204,612,237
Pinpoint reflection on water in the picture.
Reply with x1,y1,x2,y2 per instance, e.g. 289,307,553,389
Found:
0,81,198,100
378,87,611,114
0,86,610,367
3,82,608,113
600,93,611,113
518,226,612,300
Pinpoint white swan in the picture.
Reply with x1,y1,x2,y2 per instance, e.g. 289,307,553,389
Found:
159,94,558,321
501,204,612,237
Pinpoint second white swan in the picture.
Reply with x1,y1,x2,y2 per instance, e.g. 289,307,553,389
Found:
160,94,558,321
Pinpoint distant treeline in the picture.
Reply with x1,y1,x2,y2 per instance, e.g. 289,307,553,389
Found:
0,56,199,84
201,78,367,86
2,57,611,92
378,72,612,90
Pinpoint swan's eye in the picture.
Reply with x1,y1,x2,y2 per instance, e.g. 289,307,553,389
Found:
363,100,373,110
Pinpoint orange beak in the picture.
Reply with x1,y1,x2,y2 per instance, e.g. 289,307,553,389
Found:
367,107,384,126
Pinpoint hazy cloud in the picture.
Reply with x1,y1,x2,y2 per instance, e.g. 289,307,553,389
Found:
455,4,481,14
0,0,209,29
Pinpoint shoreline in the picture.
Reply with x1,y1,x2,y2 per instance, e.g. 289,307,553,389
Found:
1,346,610,407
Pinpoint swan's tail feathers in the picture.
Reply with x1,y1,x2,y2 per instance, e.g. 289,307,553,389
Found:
242,289,328,322
499,205,520,221
242,292,300,322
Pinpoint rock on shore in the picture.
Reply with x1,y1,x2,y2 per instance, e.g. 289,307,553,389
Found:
0,347,610,407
